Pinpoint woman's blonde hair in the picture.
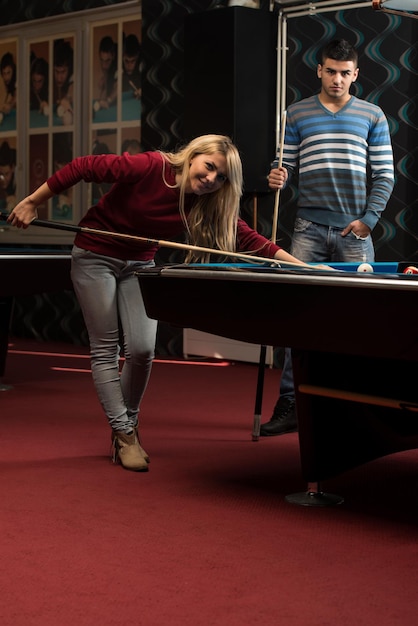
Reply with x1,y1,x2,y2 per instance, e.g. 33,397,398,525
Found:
162,134,243,262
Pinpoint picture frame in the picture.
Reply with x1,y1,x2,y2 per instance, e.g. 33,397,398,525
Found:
0,2,141,244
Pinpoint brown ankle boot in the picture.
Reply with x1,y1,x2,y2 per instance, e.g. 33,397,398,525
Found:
111,429,150,464
135,428,150,464
111,430,149,471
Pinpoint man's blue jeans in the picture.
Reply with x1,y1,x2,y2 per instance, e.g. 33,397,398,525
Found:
280,218,374,401
291,218,374,264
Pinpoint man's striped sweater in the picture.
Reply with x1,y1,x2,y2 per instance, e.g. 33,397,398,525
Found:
273,95,394,230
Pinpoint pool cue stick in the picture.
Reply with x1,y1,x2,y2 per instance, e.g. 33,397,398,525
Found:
298,384,418,413
253,112,287,440
128,80,140,97
252,193,257,231
0,211,311,269
271,110,287,244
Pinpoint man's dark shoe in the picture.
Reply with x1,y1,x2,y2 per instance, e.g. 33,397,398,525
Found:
260,397,297,436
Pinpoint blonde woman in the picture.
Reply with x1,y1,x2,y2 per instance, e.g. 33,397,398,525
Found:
8,134,305,472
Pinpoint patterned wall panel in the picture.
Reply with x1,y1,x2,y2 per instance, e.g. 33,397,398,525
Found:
274,10,418,262
141,0,219,275
141,0,219,153
141,2,417,262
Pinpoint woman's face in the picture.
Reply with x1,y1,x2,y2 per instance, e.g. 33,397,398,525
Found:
185,152,228,195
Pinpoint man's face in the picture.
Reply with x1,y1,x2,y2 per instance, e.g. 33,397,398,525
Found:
317,58,359,101
1,65,13,87
54,65,69,88
0,164,14,189
100,52,114,72
123,54,139,76
32,72,45,94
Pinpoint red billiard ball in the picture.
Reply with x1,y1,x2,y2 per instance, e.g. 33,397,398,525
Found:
403,266,418,275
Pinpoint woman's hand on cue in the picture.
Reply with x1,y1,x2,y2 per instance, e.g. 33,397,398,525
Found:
8,182,54,228
7,198,38,228
312,263,338,271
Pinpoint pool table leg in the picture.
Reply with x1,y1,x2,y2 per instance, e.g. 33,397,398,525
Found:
252,345,267,441
0,297,14,387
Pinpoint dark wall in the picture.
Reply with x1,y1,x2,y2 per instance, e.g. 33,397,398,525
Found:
141,1,418,261
0,0,130,26
183,7,277,194
277,11,418,261
6,0,418,355
140,0,219,152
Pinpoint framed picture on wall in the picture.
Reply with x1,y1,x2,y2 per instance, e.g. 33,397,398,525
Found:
0,137,16,212
91,128,117,205
0,38,18,213
28,133,49,219
27,32,77,225
53,37,74,128
0,1,141,244
0,40,17,132
121,126,142,154
121,20,141,123
92,23,118,124
29,41,50,129
89,15,142,205
52,131,73,220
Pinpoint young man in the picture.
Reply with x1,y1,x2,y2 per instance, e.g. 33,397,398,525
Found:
261,38,394,437
0,140,16,211
121,34,142,97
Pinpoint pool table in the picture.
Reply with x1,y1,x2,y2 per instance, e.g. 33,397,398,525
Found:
0,249,72,378
136,261,418,503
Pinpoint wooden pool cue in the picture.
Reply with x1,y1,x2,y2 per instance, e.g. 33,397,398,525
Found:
0,211,312,269
128,80,140,97
271,109,287,244
253,111,287,440
298,384,418,413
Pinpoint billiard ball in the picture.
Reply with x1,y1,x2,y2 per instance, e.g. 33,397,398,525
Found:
357,263,374,273
403,266,418,275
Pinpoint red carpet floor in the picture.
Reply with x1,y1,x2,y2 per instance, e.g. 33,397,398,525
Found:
1,339,418,625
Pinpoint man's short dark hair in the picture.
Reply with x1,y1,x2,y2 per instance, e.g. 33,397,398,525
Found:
320,39,358,66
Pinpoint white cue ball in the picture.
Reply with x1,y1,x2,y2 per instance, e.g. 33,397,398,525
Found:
357,263,374,273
